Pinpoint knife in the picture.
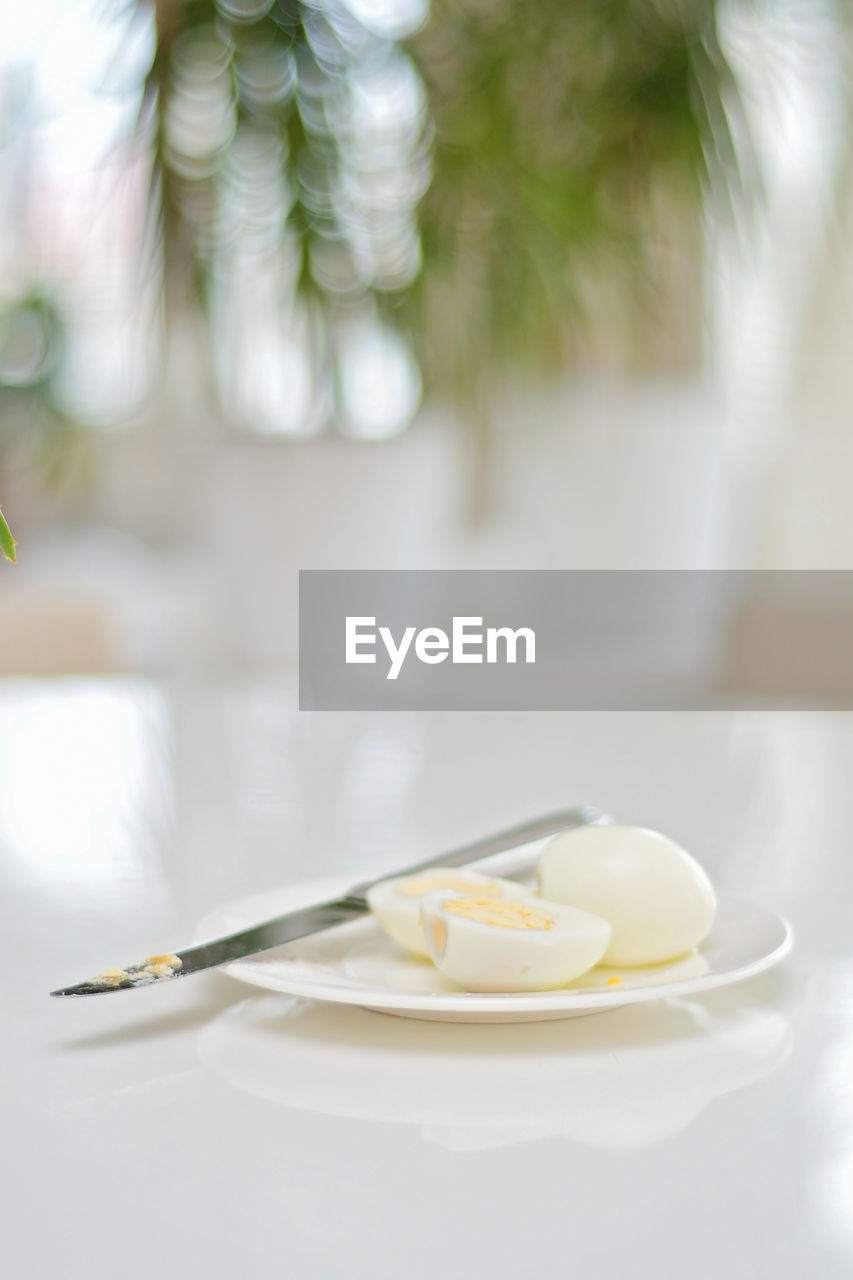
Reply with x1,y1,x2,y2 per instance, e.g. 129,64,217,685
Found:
50,805,608,997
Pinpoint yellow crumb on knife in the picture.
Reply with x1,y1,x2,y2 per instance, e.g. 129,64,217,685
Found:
94,968,130,986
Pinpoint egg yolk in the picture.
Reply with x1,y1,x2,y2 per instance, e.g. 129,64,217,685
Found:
430,916,448,956
396,874,502,898
443,897,554,930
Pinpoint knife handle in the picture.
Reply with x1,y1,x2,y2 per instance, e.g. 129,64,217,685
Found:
348,805,610,900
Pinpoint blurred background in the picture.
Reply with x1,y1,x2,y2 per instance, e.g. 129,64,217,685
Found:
1,0,852,679
1,0,853,889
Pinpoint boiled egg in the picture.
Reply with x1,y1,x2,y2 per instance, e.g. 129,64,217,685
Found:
538,824,717,966
367,869,527,958
418,890,611,991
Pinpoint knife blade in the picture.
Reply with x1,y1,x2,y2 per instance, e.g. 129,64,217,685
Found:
50,805,608,996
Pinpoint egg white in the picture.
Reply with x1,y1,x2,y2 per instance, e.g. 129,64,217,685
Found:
418,890,611,992
538,824,717,966
367,869,527,958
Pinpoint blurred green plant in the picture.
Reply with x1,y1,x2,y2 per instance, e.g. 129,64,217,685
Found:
406,0,742,400
0,0,746,452
0,291,75,482
0,507,15,562
151,0,743,408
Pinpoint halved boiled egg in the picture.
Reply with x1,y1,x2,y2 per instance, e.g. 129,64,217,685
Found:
418,890,611,991
538,824,717,966
367,869,527,958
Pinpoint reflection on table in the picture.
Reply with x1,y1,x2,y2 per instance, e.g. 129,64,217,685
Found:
197,982,793,1152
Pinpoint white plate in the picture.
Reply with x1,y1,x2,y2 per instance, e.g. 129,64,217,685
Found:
196,875,793,1022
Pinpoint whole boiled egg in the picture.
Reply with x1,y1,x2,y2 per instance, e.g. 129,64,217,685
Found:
538,824,716,966
419,890,611,991
367,869,527,958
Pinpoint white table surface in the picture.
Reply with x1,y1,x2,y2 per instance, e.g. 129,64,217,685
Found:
4,677,853,1279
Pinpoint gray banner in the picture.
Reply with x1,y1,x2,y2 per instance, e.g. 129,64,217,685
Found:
298,570,853,710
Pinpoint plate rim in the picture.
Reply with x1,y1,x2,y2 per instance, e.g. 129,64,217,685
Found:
201,884,793,1015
